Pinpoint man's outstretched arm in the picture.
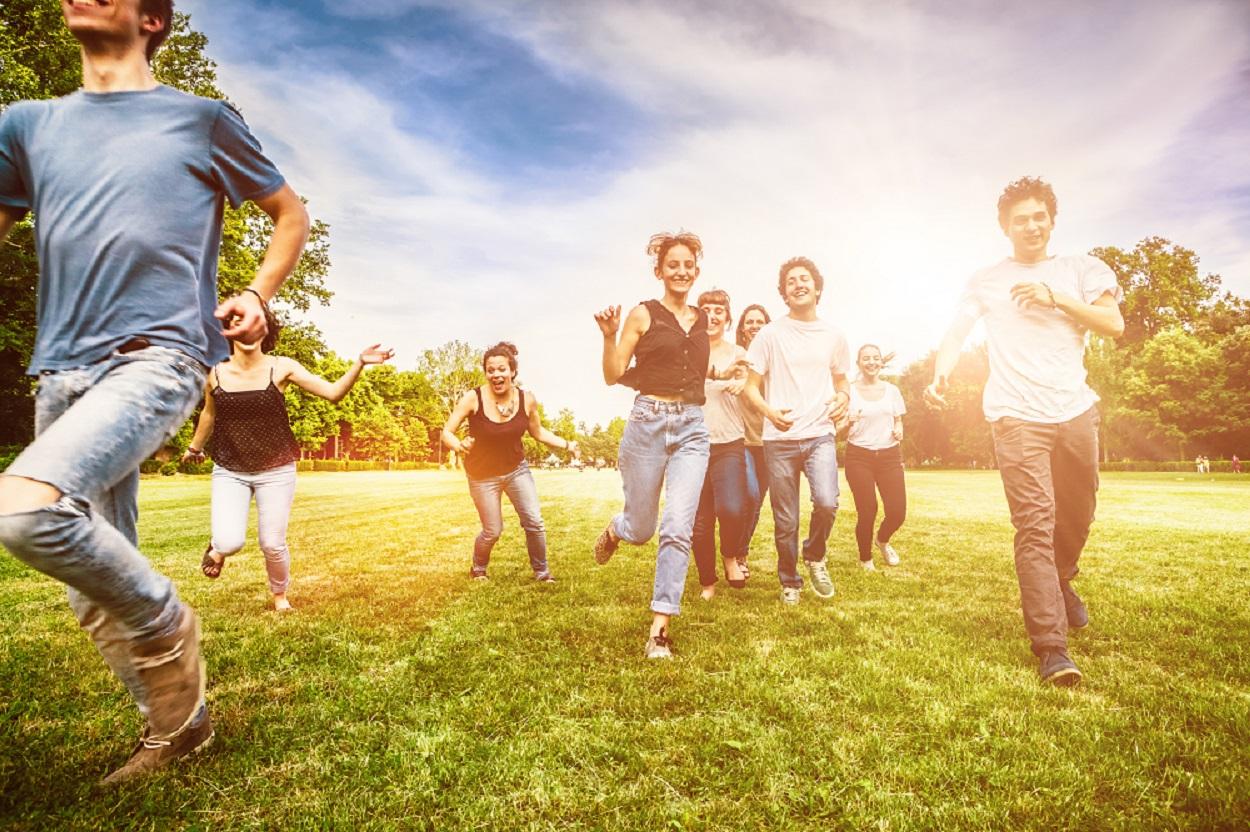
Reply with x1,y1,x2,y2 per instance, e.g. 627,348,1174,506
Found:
925,310,978,408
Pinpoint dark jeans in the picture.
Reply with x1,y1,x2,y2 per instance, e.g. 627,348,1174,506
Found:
765,434,839,589
692,439,749,586
741,444,769,561
844,443,907,561
991,406,1100,656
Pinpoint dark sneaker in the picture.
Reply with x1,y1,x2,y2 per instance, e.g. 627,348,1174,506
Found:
132,605,206,741
102,708,214,786
805,559,835,598
1060,581,1089,629
644,629,673,659
780,586,801,606
593,523,619,565
1039,650,1082,687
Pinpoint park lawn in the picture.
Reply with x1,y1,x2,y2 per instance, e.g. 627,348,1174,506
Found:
0,469,1246,830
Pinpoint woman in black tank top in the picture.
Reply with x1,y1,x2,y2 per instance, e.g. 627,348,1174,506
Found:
184,307,393,611
441,342,578,582
591,231,713,660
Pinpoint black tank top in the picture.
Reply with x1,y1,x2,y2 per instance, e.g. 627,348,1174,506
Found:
464,387,528,479
618,299,709,404
205,361,301,473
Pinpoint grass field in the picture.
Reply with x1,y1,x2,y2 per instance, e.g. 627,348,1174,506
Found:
1,469,1247,830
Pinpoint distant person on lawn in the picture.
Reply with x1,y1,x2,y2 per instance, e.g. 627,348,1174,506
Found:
0,0,309,783
925,176,1124,687
441,341,577,583
185,305,392,610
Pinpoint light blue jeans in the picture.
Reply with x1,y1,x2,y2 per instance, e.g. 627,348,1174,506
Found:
467,460,548,577
0,345,205,716
613,396,710,616
765,433,840,589
212,462,298,594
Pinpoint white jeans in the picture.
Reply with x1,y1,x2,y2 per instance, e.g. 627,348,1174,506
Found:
211,463,297,594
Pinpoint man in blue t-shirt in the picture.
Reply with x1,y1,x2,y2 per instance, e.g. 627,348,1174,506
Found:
0,0,310,783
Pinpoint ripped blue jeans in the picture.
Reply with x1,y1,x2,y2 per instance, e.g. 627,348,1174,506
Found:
0,345,205,717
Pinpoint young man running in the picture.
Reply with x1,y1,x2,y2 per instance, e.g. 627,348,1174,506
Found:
744,257,851,605
0,0,308,781
925,176,1123,686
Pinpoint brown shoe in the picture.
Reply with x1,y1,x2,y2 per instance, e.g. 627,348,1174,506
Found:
593,523,620,565
131,605,206,740
101,710,214,786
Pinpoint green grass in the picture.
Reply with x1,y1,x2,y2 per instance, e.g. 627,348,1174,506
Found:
1,470,1247,830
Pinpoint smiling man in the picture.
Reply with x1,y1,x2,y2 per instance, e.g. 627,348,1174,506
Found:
925,176,1124,687
743,257,851,606
0,0,308,782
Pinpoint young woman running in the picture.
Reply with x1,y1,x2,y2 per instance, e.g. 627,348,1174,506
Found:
185,307,393,610
592,231,711,659
844,344,907,571
735,303,771,578
441,342,576,583
692,289,750,599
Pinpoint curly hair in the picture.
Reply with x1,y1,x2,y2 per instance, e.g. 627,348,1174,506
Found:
482,341,519,375
997,176,1058,226
776,256,823,302
735,304,771,348
259,304,281,353
647,231,703,270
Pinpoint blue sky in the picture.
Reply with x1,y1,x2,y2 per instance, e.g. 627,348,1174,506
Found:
182,0,1250,426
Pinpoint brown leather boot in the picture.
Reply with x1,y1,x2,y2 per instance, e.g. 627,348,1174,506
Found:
101,710,214,786
131,604,206,741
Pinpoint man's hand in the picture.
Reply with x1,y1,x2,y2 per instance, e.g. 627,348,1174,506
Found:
767,407,794,432
724,378,745,396
594,306,621,337
216,290,268,343
826,391,850,423
1010,281,1056,310
891,425,904,442
924,375,948,409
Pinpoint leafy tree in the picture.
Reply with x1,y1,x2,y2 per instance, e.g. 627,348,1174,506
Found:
415,341,485,463
1090,237,1220,345
896,346,992,467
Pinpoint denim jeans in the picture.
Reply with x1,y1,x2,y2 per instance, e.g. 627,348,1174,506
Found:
467,460,548,577
991,406,1100,656
691,439,749,586
764,433,840,589
212,462,298,594
0,345,205,718
613,396,710,616
742,444,769,559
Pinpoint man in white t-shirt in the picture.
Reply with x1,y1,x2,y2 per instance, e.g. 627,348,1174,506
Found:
744,257,851,605
925,176,1124,686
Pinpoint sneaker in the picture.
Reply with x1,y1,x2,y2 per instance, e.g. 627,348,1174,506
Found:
469,567,488,581
644,629,673,659
876,538,901,566
593,523,619,565
1039,649,1082,687
131,605,206,741
534,572,556,584
860,559,876,573
805,559,835,598
101,708,214,786
736,557,750,580
1060,581,1089,629
780,586,801,606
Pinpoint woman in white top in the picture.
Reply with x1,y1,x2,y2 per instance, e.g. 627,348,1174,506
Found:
844,344,907,571
691,289,749,599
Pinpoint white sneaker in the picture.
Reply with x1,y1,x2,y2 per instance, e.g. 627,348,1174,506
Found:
876,538,900,566
860,559,876,572
780,586,801,606
644,630,674,659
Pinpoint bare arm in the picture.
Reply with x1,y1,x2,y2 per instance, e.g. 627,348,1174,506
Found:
441,390,478,455
827,372,851,423
215,184,311,343
281,345,393,403
595,304,649,385
1011,283,1124,338
925,310,978,408
182,378,216,460
526,393,579,456
744,369,794,432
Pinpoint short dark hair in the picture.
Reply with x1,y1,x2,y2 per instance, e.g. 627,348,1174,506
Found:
260,304,281,353
735,303,771,348
646,231,703,270
777,256,824,302
482,341,518,375
697,288,731,319
997,176,1058,227
141,0,173,62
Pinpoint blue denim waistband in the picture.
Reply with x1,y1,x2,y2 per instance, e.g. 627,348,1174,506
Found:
634,395,701,413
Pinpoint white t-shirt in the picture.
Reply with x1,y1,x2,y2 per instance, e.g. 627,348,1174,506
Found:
847,382,906,450
958,255,1121,423
746,315,851,442
703,345,747,444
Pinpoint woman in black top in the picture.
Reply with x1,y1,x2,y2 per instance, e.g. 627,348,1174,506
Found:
592,231,713,659
185,306,392,610
441,342,578,582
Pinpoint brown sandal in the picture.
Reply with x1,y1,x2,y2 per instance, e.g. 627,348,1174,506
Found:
200,542,225,579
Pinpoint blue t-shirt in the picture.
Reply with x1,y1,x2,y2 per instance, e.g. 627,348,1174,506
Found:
0,85,285,373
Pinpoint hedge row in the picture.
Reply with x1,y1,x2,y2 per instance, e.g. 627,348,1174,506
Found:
130,458,440,475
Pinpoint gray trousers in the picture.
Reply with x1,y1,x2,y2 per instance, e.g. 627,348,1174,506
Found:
991,406,1100,656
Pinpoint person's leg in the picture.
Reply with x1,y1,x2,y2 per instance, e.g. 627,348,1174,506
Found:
467,474,506,576
800,434,840,562
691,467,719,590
991,417,1068,657
1052,407,1100,584
502,463,549,577
765,440,804,589
254,464,298,605
740,445,762,563
708,440,748,585
875,445,908,546
613,400,667,545
843,445,878,562
650,408,710,620
208,465,253,563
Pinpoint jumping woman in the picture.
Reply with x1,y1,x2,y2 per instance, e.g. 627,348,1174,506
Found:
186,306,393,611
844,344,907,571
592,231,711,659
441,342,576,583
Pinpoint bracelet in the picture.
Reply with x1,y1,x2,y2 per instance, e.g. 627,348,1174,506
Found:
1041,282,1057,309
242,287,269,306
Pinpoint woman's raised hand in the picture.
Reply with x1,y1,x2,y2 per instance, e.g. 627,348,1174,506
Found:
360,344,395,365
594,306,622,337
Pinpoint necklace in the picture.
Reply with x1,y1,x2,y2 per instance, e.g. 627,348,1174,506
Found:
492,391,517,419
